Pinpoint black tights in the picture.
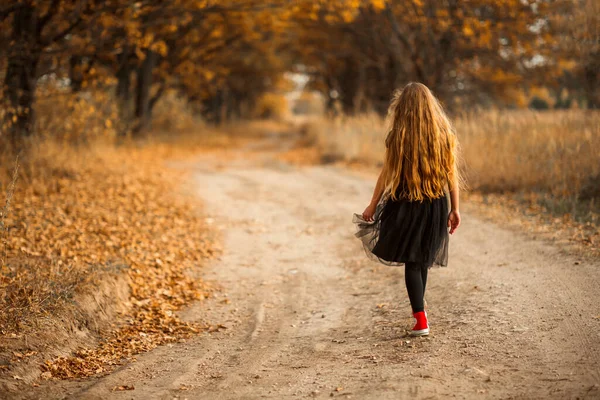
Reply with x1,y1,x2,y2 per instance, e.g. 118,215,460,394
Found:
405,262,429,313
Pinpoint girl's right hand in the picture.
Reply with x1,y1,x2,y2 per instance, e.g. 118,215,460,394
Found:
448,209,461,234
362,203,377,222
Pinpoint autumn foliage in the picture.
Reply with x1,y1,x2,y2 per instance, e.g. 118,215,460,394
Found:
0,141,222,378
0,0,598,148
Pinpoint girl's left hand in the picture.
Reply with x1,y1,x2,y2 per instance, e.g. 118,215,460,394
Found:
448,209,461,234
362,203,377,222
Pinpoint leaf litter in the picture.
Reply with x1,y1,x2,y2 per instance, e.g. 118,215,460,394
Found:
1,143,220,379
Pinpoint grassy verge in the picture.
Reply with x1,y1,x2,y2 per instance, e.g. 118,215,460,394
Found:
457,110,600,223
293,110,600,255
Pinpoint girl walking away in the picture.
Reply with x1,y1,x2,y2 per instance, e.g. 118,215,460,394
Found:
353,82,462,337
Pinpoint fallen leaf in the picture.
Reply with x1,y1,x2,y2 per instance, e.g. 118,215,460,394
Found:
112,385,135,391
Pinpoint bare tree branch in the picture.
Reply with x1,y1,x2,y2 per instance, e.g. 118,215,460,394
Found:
0,3,24,21
37,0,61,36
384,3,412,53
41,0,93,46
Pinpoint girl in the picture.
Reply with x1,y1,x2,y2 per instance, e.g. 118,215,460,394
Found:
354,82,462,337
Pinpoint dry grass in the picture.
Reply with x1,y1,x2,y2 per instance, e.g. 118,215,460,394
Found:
456,110,600,199
303,110,600,223
302,114,387,165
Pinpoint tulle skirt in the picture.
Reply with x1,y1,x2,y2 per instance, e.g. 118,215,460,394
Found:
353,194,449,267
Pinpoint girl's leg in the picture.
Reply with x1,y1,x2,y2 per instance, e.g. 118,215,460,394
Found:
421,266,428,296
404,262,425,313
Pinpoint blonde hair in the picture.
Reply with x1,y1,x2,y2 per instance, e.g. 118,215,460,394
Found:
382,82,461,202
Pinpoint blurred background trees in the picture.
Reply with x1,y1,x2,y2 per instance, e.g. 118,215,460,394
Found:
0,0,598,149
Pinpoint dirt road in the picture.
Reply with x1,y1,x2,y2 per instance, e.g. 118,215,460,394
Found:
21,137,600,399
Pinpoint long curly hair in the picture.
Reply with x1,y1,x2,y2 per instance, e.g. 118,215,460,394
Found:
382,82,461,202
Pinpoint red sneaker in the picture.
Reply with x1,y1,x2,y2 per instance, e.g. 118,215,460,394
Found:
410,311,429,336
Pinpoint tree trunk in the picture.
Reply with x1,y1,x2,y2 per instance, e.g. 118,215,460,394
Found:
116,48,132,102
3,4,39,147
148,83,166,114
584,61,599,109
134,50,158,134
204,90,223,125
338,57,361,115
218,88,229,125
69,55,84,92
115,48,133,135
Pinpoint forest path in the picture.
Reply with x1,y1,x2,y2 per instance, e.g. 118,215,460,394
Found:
23,134,600,399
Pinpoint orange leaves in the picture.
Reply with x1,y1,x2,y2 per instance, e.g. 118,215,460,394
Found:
462,24,474,38
1,142,218,379
370,0,387,11
112,385,135,391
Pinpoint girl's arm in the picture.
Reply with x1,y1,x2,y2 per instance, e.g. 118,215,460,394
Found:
448,174,461,234
362,169,385,221
449,174,460,212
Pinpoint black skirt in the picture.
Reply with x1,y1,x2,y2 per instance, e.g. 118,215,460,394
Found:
353,194,449,267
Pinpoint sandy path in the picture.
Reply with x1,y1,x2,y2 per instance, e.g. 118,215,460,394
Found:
18,137,600,399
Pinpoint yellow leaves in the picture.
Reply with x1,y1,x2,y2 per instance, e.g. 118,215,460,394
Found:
370,0,387,11
474,66,522,86
324,14,337,24
203,69,215,81
558,59,577,70
150,40,169,57
193,0,212,9
341,9,356,23
140,32,155,49
462,24,474,37
209,27,224,41
134,46,146,60
1,142,218,379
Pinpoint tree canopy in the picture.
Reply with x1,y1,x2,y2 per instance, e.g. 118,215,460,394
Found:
0,0,596,147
